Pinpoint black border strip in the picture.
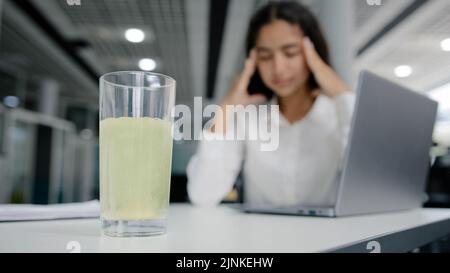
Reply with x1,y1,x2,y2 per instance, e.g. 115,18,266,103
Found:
206,0,230,99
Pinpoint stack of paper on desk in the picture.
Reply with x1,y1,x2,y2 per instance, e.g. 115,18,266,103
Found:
0,200,100,222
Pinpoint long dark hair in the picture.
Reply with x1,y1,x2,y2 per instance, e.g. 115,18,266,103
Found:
245,1,330,98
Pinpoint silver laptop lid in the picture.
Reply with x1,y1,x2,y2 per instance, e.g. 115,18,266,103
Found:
335,71,438,216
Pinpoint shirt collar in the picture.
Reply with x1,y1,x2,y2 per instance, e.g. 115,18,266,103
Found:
269,95,325,127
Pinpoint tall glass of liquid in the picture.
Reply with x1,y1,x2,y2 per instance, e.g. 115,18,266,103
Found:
99,71,175,237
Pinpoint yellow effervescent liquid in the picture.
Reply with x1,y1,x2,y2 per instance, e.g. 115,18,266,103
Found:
100,117,173,221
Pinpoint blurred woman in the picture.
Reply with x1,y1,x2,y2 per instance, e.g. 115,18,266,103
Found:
187,1,355,207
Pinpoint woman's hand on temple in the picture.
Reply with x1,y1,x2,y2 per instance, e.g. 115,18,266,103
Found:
303,37,349,98
211,50,267,134
222,49,267,107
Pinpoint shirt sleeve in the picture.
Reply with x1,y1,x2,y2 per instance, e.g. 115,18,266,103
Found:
333,92,357,161
186,129,245,207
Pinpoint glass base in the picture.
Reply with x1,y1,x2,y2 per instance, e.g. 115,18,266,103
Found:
101,218,166,237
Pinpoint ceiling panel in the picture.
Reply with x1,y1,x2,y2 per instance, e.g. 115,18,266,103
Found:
0,15,93,100
0,0,193,106
357,0,450,91
53,0,192,103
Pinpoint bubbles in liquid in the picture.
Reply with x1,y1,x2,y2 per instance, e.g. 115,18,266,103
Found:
100,117,173,220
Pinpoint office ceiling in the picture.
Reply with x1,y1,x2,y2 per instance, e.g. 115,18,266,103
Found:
0,0,449,111
50,0,193,102
356,0,450,92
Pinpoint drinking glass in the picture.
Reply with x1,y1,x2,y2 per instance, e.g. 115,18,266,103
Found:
99,71,176,237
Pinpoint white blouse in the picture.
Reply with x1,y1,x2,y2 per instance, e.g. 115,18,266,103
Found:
187,92,356,207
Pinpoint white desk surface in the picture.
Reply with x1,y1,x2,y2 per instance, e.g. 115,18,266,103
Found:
1,204,450,253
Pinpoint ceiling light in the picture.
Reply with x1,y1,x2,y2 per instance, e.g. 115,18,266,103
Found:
125,28,145,43
440,38,450,52
3,96,20,108
394,65,412,78
139,58,156,71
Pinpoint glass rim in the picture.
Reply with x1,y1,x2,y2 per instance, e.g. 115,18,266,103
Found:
100,71,176,89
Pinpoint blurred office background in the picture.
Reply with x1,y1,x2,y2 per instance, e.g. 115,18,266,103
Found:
0,0,449,207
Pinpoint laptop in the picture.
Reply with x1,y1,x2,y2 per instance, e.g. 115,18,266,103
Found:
242,70,438,217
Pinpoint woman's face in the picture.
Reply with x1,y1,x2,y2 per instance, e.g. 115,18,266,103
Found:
255,19,310,98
